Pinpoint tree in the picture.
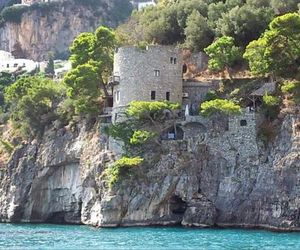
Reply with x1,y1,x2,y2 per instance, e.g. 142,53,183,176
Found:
200,98,241,117
68,26,116,99
45,52,55,77
244,13,300,77
5,76,63,137
204,36,240,78
215,4,274,46
184,10,213,51
64,63,100,114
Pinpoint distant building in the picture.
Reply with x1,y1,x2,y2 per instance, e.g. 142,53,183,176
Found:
0,50,39,73
131,0,156,10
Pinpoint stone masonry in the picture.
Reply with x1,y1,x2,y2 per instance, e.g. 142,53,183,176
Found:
111,45,183,122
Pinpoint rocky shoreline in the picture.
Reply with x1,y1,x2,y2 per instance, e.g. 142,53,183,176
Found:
0,113,300,231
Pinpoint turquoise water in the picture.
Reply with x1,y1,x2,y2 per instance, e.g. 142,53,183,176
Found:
0,224,300,250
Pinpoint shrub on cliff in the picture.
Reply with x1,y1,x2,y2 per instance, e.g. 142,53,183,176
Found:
4,76,64,138
200,98,241,117
130,130,156,145
126,101,180,122
281,80,300,103
262,93,280,120
0,5,28,23
105,156,144,188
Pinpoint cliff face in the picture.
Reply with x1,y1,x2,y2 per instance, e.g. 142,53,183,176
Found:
0,1,132,60
0,113,299,230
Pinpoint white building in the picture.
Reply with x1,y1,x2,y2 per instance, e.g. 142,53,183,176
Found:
0,51,39,74
0,50,14,61
131,0,156,10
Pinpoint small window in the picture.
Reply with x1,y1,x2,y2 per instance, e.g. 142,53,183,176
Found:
115,90,120,103
6,64,9,68
173,58,177,64
154,70,160,77
14,63,18,68
170,57,173,64
151,91,156,100
166,92,170,101
240,120,247,126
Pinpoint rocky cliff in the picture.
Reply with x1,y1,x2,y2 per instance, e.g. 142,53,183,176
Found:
0,112,299,231
0,0,132,60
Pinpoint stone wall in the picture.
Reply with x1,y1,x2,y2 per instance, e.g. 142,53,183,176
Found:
182,80,219,115
112,46,183,112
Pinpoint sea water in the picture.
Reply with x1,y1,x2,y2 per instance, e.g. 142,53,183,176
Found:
0,223,299,249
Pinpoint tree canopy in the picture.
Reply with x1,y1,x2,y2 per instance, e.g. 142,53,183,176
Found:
200,98,241,117
5,76,63,137
244,13,300,77
65,26,116,114
116,0,300,51
204,36,240,75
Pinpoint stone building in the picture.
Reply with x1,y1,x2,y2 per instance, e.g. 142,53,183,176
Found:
110,45,183,122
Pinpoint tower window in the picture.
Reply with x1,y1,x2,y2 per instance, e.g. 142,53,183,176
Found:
151,91,156,100
166,92,170,101
170,57,177,64
154,70,160,77
240,120,247,126
115,90,120,103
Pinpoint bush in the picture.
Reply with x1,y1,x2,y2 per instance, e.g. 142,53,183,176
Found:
0,5,29,23
200,98,241,117
262,93,280,120
105,156,144,188
281,80,300,102
126,101,180,121
130,130,155,145
5,76,64,137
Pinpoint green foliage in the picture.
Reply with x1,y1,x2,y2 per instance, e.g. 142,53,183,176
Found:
244,13,300,77
262,93,280,120
64,63,100,114
214,4,274,46
281,80,300,102
184,10,213,51
106,122,134,145
0,72,14,91
126,101,180,121
45,52,55,76
117,0,295,50
200,98,241,117
0,139,14,154
204,36,240,72
105,156,143,187
263,93,280,107
130,130,155,145
5,76,64,137
66,26,116,115
0,5,28,23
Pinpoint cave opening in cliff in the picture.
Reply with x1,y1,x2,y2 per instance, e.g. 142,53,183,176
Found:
46,212,66,224
169,195,187,215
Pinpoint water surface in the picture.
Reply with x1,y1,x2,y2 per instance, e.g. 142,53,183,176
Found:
0,224,299,249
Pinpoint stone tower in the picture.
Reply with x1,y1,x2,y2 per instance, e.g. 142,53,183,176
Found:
110,45,183,122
